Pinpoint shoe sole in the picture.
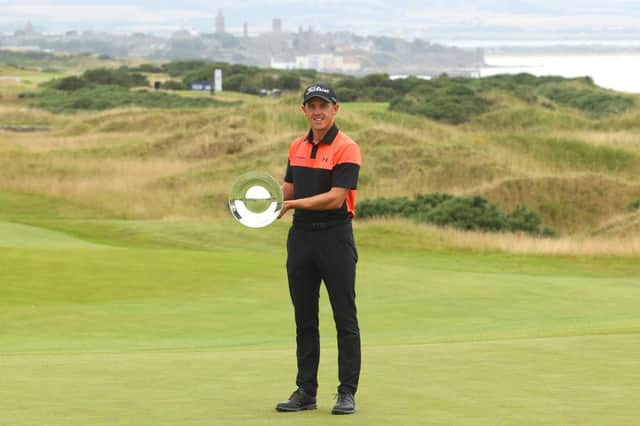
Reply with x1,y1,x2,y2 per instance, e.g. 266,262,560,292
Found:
331,408,355,415
276,404,317,412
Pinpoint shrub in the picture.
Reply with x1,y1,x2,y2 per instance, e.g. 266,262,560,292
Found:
537,83,635,116
368,87,397,102
82,68,149,88
159,80,185,90
277,73,301,91
357,196,413,218
30,85,230,112
44,69,150,92
128,63,164,73
162,60,209,77
505,205,543,234
424,196,505,231
390,82,491,124
48,76,88,91
357,193,551,236
294,69,317,79
335,87,360,102
357,193,454,219
628,198,640,212
363,73,391,87
410,193,454,218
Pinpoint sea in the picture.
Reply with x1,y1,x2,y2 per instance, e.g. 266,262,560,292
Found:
438,40,640,94
480,54,640,94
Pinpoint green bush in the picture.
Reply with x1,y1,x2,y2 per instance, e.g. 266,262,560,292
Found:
358,193,551,236
277,73,301,90
335,87,360,102
83,68,149,88
424,196,505,231
44,69,150,92
390,81,491,124
409,193,454,218
181,63,265,95
476,73,566,92
160,80,186,90
162,60,209,77
126,63,164,73
505,205,543,234
330,72,636,123
30,85,229,112
293,69,318,79
537,83,635,116
627,198,640,212
357,196,413,218
368,87,397,102
48,76,88,91
357,193,454,219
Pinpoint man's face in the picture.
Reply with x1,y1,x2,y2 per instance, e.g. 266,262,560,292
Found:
302,98,339,133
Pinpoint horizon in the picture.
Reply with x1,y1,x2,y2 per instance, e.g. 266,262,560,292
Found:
2,0,640,41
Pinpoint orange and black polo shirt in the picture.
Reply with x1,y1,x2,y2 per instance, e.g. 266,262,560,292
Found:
284,124,361,224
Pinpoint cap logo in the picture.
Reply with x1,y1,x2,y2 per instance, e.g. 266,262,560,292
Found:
306,85,330,95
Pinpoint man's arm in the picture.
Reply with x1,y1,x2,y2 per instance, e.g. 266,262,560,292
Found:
279,186,349,218
282,182,294,201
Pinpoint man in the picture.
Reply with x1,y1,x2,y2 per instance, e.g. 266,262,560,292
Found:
275,84,362,415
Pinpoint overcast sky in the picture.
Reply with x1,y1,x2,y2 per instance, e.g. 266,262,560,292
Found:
2,0,639,38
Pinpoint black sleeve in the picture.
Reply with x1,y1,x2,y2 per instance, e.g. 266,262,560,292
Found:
332,162,360,189
284,160,293,183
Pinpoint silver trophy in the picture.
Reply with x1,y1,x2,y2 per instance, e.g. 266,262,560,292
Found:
228,171,283,228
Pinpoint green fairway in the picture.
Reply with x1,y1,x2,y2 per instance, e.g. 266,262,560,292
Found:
1,218,639,425
0,221,101,248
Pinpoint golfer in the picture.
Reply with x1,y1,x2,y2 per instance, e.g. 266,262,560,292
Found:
275,84,362,415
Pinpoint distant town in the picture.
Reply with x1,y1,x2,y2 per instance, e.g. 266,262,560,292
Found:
0,11,485,77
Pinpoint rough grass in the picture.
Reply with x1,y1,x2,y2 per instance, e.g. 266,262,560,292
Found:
0,105,68,127
491,133,640,177
591,211,640,238
478,174,640,234
2,74,640,236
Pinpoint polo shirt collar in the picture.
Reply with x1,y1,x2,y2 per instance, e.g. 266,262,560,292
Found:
305,123,339,145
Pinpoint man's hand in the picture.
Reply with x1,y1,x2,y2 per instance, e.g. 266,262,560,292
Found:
278,187,350,219
278,200,295,219
279,182,295,219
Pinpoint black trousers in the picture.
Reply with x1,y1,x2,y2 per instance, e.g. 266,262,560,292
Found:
286,221,361,396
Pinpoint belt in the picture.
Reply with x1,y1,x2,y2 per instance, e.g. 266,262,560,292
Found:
292,220,351,231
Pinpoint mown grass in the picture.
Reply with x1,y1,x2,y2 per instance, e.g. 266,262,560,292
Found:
1,217,639,425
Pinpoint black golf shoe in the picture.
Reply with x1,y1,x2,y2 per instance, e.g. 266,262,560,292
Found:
331,392,355,415
275,388,317,412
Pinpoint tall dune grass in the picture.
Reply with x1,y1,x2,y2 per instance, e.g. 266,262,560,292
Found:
1,85,640,237
359,218,640,256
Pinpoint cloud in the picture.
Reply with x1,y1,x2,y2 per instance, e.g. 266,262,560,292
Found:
1,0,638,35
405,7,640,30
0,1,211,25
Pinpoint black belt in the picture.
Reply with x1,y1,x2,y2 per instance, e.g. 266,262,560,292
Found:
293,220,351,231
